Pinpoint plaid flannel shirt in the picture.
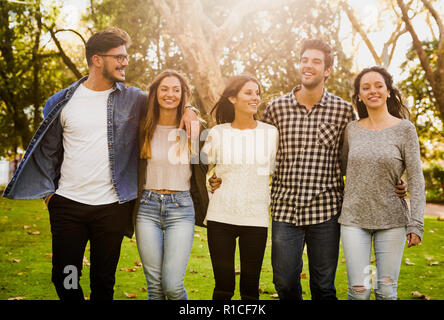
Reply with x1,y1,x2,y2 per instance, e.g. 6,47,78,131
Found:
262,85,356,226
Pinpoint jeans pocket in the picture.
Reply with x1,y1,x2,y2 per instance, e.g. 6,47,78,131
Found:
175,196,194,208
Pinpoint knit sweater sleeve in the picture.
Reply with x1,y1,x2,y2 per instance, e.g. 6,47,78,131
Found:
403,122,426,239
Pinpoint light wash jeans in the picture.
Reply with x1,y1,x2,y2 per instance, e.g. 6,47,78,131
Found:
341,225,406,300
136,190,195,300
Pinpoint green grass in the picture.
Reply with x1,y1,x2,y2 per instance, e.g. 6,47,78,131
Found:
0,198,443,300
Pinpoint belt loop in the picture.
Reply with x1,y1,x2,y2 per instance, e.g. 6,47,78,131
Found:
171,193,175,204
148,190,152,201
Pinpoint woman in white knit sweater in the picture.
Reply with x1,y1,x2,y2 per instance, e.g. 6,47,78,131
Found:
202,75,278,300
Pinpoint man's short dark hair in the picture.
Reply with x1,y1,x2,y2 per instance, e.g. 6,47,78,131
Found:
300,39,334,70
85,27,131,66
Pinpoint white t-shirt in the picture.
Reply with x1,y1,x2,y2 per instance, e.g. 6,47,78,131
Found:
55,84,119,205
202,121,278,227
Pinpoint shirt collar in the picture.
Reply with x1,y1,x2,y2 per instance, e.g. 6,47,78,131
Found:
71,75,124,92
291,85,330,108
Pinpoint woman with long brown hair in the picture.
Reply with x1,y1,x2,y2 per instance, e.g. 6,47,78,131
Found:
339,66,425,300
202,74,278,300
134,69,208,300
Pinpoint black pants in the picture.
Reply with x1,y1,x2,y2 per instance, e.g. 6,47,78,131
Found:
48,194,134,301
207,221,268,300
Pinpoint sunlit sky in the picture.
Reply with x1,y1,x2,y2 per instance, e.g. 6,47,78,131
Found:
55,0,441,81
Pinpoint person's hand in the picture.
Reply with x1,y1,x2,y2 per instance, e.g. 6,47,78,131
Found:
208,173,222,193
179,106,199,138
407,233,421,247
395,178,407,199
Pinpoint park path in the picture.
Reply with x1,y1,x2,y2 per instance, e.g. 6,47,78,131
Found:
425,203,444,218
405,198,444,218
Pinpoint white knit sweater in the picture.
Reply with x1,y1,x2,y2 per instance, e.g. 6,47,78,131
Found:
202,121,278,227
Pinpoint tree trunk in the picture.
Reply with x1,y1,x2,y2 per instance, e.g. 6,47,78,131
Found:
152,0,291,118
397,0,444,122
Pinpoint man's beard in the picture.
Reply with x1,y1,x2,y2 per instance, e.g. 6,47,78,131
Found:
102,62,125,83
301,75,324,90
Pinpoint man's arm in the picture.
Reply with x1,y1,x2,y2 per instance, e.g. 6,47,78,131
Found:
179,105,200,138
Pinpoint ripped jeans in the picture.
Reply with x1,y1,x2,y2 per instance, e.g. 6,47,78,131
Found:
340,225,406,300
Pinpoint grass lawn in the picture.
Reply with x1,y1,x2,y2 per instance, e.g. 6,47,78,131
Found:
0,198,443,300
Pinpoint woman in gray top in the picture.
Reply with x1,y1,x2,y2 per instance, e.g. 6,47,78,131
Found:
339,66,425,300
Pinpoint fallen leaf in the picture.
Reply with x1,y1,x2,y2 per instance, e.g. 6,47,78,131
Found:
427,261,439,266
83,256,90,266
120,267,137,272
270,293,279,299
124,292,137,298
189,269,198,274
411,291,431,300
300,273,307,279
45,253,53,258
9,258,21,263
341,259,346,263
405,258,415,265
200,237,207,242
23,225,30,229
8,297,24,300
235,269,241,275
27,231,40,235
134,260,142,267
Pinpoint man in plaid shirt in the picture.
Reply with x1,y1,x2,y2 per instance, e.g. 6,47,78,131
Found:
261,39,354,300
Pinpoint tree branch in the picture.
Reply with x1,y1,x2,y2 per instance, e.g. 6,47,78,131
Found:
45,24,83,79
54,28,87,46
340,0,382,65
396,0,436,89
420,0,444,36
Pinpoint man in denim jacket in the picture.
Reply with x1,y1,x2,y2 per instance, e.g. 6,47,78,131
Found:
3,28,197,300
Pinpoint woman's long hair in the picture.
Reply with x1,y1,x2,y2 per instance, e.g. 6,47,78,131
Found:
140,69,191,159
352,66,410,120
210,74,261,124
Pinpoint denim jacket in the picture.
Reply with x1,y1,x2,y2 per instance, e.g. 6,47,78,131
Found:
2,76,147,208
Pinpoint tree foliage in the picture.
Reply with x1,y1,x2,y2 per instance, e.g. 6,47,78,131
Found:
399,40,444,161
0,0,441,165
0,0,78,159
86,0,355,118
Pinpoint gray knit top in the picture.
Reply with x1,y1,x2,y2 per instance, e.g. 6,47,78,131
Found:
339,119,425,239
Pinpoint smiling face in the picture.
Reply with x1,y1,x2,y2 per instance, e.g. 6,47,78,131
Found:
300,49,331,89
229,81,261,116
156,76,182,110
358,71,390,110
100,45,128,83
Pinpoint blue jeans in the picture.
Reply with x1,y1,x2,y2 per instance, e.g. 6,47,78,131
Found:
136,190,195,300
341,225,406,300
271,215,340,300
